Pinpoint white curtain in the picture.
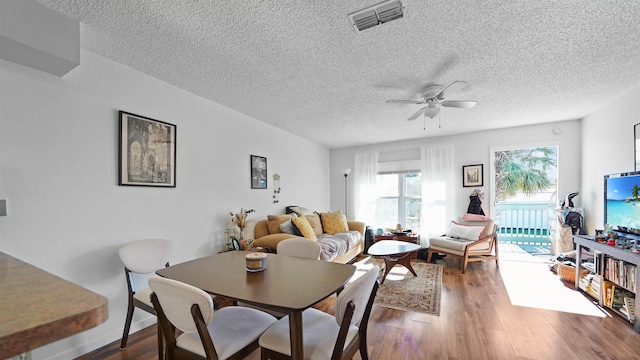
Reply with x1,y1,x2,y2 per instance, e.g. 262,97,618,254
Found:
420,144,455,247
354,151,378,227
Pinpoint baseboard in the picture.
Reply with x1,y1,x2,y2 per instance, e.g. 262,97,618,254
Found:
35,317,157,360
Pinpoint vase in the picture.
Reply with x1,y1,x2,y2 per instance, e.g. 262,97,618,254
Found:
225,224,241,251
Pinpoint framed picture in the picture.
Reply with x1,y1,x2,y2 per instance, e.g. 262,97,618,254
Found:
462,164,483,187
119,111,176,187
250,155,267,189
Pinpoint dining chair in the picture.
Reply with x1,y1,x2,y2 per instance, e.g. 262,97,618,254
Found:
118,238,172,349
149,277,278,360
259,265,380,360
237,240,323,318
276,238,321,259
427,218,499,274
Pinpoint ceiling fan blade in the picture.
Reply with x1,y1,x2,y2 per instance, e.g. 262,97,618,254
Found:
386,99,426,104
442,100,477,109
437,80,469,99
407,107,427,121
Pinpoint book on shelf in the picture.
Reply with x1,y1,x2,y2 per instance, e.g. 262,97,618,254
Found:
603,281,614,307
605,256,637,293
620,297,636,322
611,285,635,318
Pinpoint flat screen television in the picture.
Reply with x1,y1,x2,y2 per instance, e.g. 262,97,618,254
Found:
604,171,640,235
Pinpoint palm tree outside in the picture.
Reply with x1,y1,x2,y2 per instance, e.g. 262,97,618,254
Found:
493,146,558,249
494,147,556,203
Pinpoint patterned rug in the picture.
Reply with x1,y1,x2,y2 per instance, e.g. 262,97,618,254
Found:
353,256,442,316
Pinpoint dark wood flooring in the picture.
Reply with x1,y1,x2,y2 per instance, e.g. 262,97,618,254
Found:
76,252,640,360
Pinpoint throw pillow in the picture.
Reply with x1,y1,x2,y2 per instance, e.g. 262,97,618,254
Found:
267,214,292,234
305,213,324,236
445,221,486,241
319,210,349,235
279,219,295,234
292,216,317,240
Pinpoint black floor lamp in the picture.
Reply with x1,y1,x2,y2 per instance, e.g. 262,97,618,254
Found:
342,168,351,218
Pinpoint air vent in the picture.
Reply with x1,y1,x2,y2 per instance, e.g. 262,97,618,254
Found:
348,0,404,32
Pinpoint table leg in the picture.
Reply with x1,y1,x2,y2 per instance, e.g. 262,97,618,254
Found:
289,310,303,360
397,251,418,277
380,251,418,284
380,256,395,284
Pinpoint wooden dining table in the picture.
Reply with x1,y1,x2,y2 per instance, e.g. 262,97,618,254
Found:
156,251,356,360
0,252,108,358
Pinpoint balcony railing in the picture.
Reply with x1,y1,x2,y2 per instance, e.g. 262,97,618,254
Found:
495,202,552,244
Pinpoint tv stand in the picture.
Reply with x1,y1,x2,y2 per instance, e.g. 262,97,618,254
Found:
574,234,640,332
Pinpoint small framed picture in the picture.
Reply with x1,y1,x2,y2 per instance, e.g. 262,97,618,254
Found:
250,155,267,189
462,164,483,187
119,111,176,187
232,238,241,251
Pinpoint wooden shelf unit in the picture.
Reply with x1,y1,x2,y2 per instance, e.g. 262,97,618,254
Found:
574,235,639,332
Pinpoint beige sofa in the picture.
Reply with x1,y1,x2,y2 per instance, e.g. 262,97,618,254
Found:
250,213,365,264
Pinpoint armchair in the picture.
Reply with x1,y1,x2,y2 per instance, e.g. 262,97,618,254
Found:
427,218,499,274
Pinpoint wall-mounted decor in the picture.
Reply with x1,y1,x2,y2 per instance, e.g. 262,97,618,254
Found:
635,123,640,171
462,164,483,187
251,155,267,189
272,173,280,203
119,111,176,187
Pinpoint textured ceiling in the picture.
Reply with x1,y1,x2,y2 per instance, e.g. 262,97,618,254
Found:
38,0,640,149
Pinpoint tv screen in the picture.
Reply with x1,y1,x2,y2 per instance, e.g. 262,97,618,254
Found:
605,171,640,235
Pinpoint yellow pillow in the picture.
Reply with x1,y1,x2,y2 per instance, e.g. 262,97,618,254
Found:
305,214,324,236
292,216,317,240
267,215,292,234
319,210,348,235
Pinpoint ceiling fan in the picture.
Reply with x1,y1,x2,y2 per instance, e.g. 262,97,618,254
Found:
386,80,477,123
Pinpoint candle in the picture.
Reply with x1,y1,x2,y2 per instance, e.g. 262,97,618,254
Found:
246,252,267,272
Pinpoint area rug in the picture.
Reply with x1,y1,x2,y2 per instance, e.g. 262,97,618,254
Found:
353,256,442,316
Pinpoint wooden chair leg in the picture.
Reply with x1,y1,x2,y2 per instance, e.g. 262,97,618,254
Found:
359,331,369,360
426,249,433,262
462,257,468,274
157,321,164,360
120,300,135,349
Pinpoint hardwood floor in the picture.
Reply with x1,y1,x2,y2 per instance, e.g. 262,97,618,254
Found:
76,250,640,360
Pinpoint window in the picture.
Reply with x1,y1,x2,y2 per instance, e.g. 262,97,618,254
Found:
374,172,421,232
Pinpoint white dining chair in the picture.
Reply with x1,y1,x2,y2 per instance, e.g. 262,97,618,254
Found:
149,277,277,360
277,238,321,259
118,238,172,349
259,265,380,360
237,240,323,318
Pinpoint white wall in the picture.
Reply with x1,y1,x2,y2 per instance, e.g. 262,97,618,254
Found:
0,51,329,359
330,120,582,228
581,87,640,233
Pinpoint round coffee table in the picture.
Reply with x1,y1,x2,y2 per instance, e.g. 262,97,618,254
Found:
367,240,421,284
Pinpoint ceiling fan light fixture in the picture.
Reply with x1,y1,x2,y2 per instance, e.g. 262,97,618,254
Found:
348,0,404,32
424,107,439,119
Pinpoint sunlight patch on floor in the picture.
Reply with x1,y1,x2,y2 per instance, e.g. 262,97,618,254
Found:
351,256,411,283
500,259,606,318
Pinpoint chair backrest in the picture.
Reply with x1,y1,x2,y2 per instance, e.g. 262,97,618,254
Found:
335,265,380,328
277,238,321,259
455,218,497,237
119,239,172,274
149,277,214,334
